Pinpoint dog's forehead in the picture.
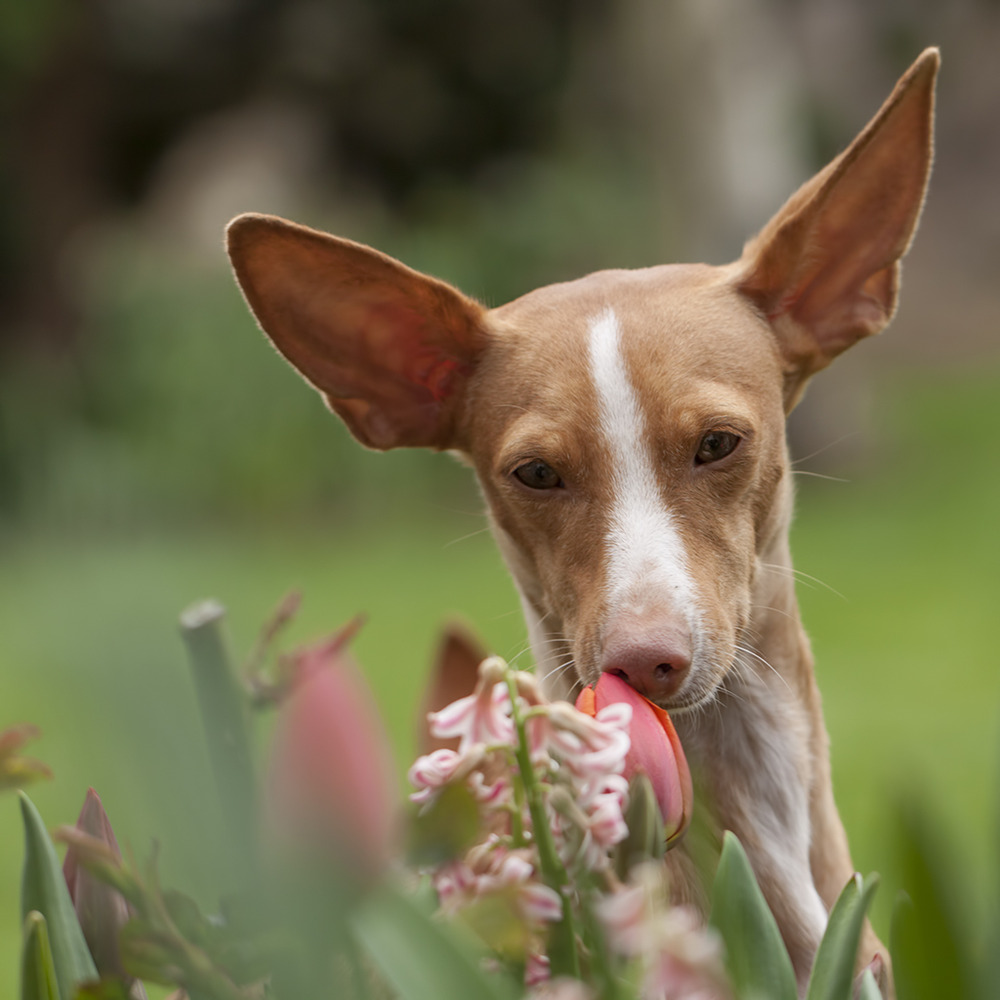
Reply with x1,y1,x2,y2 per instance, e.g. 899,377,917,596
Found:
486,263,783,414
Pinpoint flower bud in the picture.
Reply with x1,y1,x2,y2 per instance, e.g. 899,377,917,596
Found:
62,788,147,998
576,673,693,846
265,624,398,879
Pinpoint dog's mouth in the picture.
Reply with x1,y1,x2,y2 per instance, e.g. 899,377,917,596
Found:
534,618,738,719
575,643,737,718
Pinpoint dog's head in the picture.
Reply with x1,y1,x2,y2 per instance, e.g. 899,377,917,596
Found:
228,50,937,712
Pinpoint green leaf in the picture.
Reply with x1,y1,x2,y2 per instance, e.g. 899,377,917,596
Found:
455,890,531,960
406,783,481,868
855,968,882,1000
354,882,518,1000
888,806,977,1000
20,793,99,999
21,911,60,1000
73,980,134,999
806,873,878,1000
709,831,796,1000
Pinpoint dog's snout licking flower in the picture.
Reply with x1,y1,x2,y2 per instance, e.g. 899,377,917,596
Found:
576,671,693,847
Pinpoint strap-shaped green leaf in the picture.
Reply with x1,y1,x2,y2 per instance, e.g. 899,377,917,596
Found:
21,911,59,1000
709,831,797,1000
806,872,879,1000
889,805,976,1000
855,967,882,1000
19,793,98,999
354,883,518,1000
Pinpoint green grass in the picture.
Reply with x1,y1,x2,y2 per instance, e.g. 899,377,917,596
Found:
791,365,1000,935
1,362,998,991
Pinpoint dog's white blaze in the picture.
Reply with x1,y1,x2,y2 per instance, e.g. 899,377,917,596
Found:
586,308,700,627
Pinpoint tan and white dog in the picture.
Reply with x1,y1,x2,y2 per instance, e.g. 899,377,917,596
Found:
227,49,938,994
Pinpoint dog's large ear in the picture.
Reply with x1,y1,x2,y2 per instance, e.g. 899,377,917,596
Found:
736,49,939,410
227,214,487,450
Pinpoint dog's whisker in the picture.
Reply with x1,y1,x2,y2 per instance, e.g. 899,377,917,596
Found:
533,634,571,647
791,470,850,483
540,662,578,691
443,526,493,547
750,603,797,623
790,432,860,468
487,607,525,623
506,646,532,666
505,638,537,664
760,563,846,601
542,653,576,674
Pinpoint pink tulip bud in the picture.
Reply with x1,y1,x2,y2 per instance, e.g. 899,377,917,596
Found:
576,673,693,846
62,788,147,998
266,622,398,877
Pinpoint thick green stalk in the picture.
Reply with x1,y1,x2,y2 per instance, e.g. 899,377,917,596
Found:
505,746,527,849
179,600,257,874
505,675,579,979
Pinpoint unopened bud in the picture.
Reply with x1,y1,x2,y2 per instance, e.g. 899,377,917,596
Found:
614,773,666,879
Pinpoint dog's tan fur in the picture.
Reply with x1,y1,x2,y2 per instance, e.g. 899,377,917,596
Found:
227,50,939,995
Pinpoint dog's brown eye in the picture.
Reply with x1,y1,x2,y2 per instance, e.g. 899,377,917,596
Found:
513,459,563,490
696,431,740,465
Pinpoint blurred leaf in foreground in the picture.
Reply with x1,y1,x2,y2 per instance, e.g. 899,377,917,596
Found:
709,831,796,1000
805,872,878,1000
20,911,59,1000
889,802,980,1000
20,792,99,998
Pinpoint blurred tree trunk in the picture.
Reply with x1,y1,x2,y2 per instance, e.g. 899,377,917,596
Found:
1,4,109,359
594,0,807,264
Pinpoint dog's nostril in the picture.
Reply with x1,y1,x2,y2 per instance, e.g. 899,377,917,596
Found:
653,663,673,681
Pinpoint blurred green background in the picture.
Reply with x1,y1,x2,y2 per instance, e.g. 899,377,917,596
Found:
2,0,999,991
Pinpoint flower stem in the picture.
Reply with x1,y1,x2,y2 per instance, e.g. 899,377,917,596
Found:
508,767,527,849
505,672,580,980
179,600,257,877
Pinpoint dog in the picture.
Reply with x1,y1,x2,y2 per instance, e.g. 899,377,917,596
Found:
226,48,938,994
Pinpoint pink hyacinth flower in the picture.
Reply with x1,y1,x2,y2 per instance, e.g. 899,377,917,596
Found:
428,657,515,750
407,745,507,806
586,787,631,849
576,672,693,846
266,626,397,877
543,702,631,783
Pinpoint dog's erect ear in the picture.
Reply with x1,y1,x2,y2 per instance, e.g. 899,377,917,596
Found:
227,214,487,450
736,48,939,410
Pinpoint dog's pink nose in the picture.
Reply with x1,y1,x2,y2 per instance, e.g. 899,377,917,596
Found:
600,622,692,702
